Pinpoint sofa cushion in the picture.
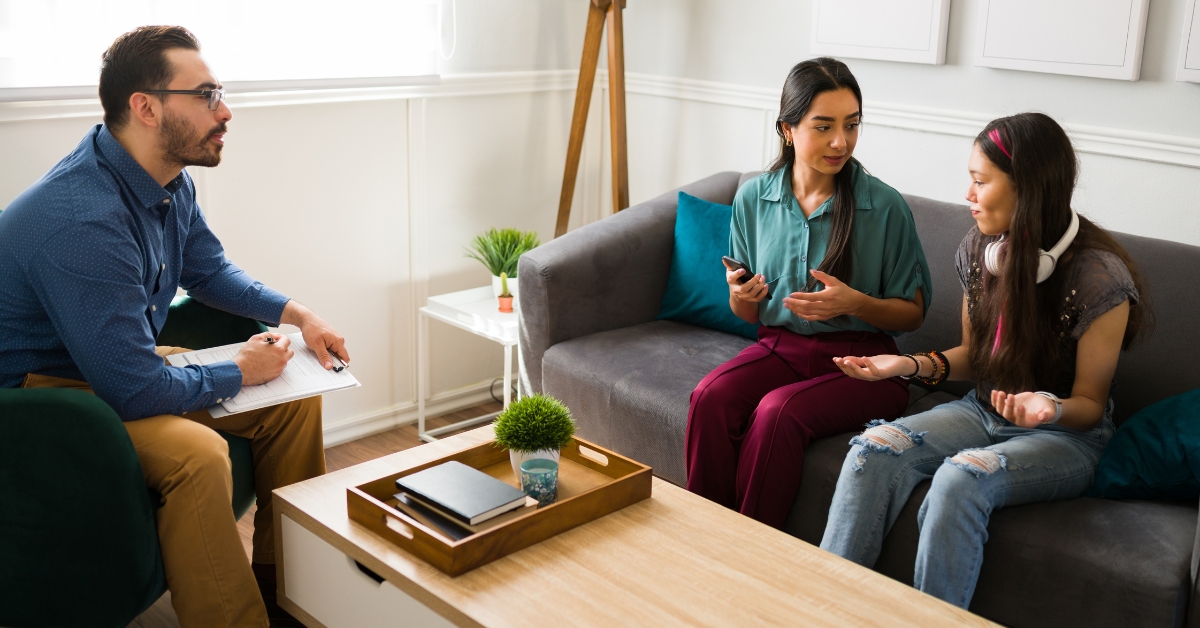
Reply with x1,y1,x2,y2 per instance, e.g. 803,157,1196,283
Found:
542,320,753,486
784,387,956,544
657,192,759,339
970,497,1195,627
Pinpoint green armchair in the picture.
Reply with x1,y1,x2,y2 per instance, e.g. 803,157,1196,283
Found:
0,296,263,627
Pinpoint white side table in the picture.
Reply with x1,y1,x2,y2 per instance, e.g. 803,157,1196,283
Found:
417,286,519,442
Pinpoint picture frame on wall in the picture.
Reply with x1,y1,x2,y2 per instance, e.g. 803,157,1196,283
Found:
975,0,1150,81
1178,0,1200,83
809,0,951,66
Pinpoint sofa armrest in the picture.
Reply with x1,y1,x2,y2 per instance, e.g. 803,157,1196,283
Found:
518,171,743,394
1188,508,1200,627
0,388,164,626
158,295,270,350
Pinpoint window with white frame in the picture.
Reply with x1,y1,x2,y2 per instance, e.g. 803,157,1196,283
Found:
0,0,446,101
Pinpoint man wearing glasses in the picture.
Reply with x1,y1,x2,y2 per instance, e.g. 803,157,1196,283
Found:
0,26,342,627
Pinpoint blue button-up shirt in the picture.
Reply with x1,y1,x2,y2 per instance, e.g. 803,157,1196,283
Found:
0,124,290,420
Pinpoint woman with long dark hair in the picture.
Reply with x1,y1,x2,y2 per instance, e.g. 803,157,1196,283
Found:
684,57,933,528
820,112,1149,608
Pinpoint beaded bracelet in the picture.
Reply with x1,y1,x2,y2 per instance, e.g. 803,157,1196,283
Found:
912,351,948,386
931,349,951,382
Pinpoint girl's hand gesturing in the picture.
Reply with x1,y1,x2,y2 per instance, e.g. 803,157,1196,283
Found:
990,390,1058,428
784,270,864,321
832,354,914,381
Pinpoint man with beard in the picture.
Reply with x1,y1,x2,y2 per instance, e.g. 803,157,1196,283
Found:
0,26,343,627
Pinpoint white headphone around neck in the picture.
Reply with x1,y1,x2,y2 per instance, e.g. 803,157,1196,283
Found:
984,210,1080,284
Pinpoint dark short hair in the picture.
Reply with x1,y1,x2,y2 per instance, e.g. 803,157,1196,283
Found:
99,25,200,130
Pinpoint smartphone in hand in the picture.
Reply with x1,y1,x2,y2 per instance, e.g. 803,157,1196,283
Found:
721,256,752,284
721,256,771,300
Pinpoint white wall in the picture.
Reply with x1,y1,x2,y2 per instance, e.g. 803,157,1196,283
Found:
2,0,1197,444
613,0,1200,246
0,0,594,444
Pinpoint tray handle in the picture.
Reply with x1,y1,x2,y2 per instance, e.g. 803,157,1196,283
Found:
577,444,610,466
385,513,416,540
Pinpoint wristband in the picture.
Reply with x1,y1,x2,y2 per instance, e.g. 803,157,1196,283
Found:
1034,391,1063,424
899,354,920,379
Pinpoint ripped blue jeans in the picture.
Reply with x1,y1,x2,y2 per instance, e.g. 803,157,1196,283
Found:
819,389,1113,609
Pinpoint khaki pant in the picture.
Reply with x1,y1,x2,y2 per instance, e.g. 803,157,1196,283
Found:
23,346,326,628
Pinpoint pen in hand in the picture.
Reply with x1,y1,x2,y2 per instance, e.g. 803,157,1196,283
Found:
329,350,348,373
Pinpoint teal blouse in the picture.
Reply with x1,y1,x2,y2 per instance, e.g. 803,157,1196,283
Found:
730,161,933,336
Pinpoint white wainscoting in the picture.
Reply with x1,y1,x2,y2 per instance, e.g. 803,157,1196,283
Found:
2,69,1197,444
618,71,1200,247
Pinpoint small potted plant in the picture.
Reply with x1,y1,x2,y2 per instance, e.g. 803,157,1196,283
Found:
497,272,514,313
493,394,576,478
464,228,541,300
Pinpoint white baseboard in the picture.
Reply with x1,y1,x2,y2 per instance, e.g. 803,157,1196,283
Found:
321,380,498,447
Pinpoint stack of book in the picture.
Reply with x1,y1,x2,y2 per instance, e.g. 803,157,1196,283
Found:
392,460,537,542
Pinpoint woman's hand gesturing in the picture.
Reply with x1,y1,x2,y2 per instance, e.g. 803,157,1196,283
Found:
832,354,914,381
784,270,865,321
991,390,1058,428
727,267,769,303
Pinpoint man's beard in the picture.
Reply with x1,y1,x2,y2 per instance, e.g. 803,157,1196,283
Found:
161,111,225,169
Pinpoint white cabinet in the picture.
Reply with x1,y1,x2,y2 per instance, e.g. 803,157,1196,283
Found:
280,515,455,628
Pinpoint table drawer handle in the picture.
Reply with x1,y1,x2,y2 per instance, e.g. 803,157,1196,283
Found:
578,445,609,466
354,560,385,585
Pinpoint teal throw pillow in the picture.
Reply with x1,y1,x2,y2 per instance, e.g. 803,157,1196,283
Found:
657,192,759,340
1087,387,1200,500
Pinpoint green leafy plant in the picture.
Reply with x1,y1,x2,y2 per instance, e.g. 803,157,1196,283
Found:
499,272,512,298
465,228,541,277
493,394,576,452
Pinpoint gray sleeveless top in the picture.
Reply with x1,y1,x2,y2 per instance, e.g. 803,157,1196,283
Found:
954,227,1139,400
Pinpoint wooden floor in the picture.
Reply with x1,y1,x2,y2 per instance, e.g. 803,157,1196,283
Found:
127,400,501,628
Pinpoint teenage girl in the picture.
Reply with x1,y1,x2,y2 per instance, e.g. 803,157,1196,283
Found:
684,57,933,528
820,112,1149,608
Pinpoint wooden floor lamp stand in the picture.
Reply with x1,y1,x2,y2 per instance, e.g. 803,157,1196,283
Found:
555,0,629,238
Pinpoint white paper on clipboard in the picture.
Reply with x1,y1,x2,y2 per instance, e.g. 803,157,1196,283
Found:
167,332,360,417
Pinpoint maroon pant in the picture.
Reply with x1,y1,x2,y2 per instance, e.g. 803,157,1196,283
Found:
684,326,909,528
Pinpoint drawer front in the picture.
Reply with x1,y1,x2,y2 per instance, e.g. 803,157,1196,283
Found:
281,515,455,628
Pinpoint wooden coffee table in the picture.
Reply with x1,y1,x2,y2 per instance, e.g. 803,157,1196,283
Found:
273,426,993,627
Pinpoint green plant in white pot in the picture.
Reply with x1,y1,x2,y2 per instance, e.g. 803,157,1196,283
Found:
464,228,541,300
493,394,576,478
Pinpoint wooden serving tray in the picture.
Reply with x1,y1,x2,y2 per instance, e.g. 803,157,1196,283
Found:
346,436,653,576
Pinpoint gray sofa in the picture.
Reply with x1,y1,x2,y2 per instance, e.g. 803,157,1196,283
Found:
518,171,1200,628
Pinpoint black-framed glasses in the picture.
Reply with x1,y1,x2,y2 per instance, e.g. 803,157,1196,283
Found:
142,88,226,111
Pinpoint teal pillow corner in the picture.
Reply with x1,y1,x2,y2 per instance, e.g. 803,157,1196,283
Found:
657,191,759,340
1086,387,1200,500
